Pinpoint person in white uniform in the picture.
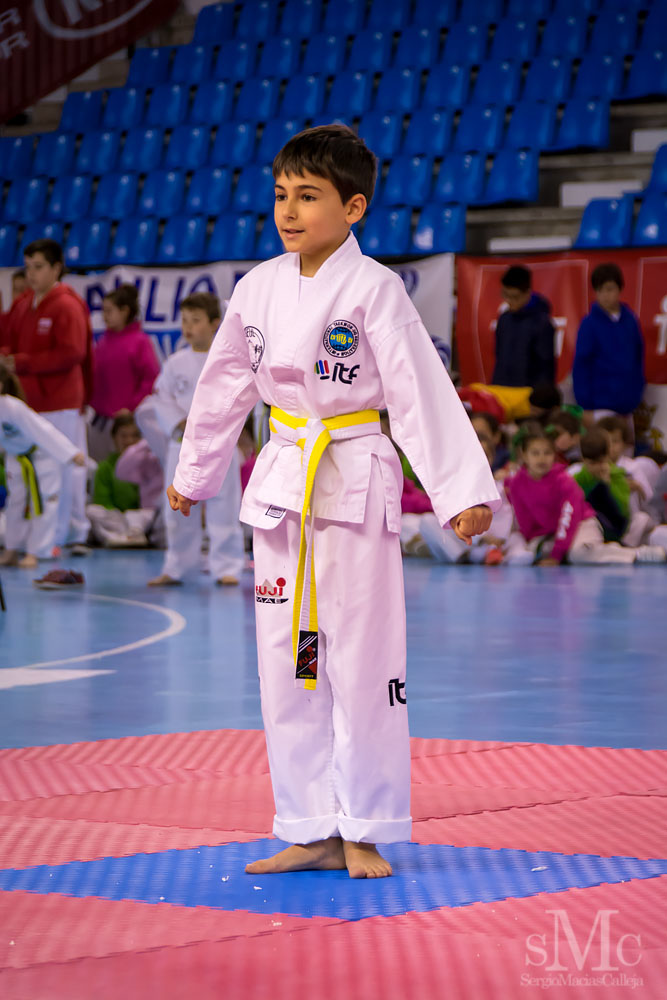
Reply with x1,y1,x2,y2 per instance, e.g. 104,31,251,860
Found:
168,126,500,879
148,293,244,587
0,363,85,568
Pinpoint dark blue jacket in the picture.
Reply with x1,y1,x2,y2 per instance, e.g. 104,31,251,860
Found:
572,303,645,414
491,293,556,388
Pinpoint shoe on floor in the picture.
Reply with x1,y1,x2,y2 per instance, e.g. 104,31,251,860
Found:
635,545,666,564
18,554,39,569
216,575,239,586
147,574,182,587
33,569,85,589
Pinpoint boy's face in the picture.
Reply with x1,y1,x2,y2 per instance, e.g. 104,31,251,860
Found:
523,439,554,479
12,274,26,300
273,170,365,271
583,455,610,481
553,428,578,454
113,423,140,454
181,307,217,352
595,280,621,314
24,252,61,297
501,285,531,312
607,428,625,463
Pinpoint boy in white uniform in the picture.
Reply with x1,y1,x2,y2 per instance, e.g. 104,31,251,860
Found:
148,293,244,587
169,126,500,878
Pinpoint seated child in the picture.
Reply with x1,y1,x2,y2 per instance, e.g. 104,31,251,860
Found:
549,410,582,465
86,414,155,547
596,415,660,508
470,411,510,472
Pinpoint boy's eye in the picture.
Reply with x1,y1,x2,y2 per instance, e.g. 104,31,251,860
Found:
302,194,315,201
275,193,286,201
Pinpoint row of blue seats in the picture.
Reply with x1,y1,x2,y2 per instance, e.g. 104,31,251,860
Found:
191,0,655,44
577,192,667,247
128,12,660,88
0,149,538,225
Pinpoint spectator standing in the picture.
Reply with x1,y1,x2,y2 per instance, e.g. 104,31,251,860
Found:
491,265,556,390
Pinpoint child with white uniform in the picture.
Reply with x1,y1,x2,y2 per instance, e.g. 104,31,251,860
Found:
168,126,499,879
148,293,244,587
0,363,84,568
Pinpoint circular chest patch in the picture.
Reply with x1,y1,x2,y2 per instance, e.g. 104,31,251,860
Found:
323,320,359,358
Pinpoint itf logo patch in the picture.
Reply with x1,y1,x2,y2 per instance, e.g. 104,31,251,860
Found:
255,577,288,604
314,360,359,384
323,320,359,358
245,326,265,372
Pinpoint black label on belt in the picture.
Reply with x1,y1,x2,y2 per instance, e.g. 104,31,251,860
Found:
296,630,318,683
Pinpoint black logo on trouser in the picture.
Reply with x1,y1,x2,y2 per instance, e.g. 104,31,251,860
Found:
388,678,406,706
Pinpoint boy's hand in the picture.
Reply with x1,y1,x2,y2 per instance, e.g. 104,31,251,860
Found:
628,478,647,500
452,505,492,545
167,484,198,516
71,452,86,466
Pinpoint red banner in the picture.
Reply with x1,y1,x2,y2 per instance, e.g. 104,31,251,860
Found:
0,0,179,124
456,248,667,387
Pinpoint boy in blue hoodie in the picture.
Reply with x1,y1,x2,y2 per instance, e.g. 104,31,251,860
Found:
573,263,645,425
491,265,556,390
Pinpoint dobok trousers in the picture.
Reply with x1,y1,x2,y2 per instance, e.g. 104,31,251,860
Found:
5,450,62,559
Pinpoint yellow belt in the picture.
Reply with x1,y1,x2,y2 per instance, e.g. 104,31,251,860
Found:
269,405,380,690
17,448,43,520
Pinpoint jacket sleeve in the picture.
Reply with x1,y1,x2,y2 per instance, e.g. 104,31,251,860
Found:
551,477,588,563
130,336,161,411
92,461,116,510
505,475,539,540
13,300,88,376
534,315,556,385
630,312,646,411
173,288,260,500
8,397,79,464
367,273,501,527
152,361,187,437
572,316,596,410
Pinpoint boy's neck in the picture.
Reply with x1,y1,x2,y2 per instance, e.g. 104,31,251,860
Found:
299,232,349,277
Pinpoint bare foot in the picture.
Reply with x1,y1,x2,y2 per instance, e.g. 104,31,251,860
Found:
18,554,39,569
147,574,182,587
216,575,239,586
245,836,345,875
343,841,393,879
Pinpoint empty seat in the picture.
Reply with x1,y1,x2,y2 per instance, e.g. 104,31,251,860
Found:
233,164,275,213
490,18,538,62
280,74,325,119
589,10,637,55
279,0,323,38
433,153,485,203
382,155,433,206
193,2,236,44
505,101,557,149
454,105,505,152
358,111,403,160
189,80,233,124
302,33,346,75
552,0,598,14
138,169,185,217
540,15,588,58
573,53,624,100
326,71,373,118
164,125,211,171
412,203,466,252
33,132,76,177
235,78,279,121
374,67,420,113
646,144,667,192
157,215,207,263
402,109,451,157
103,86,146,130
46,175,92,220
348,31,392,73
442,23,489,66
213,40,258,81
256,119,304,162
145,83,189,128
65,219,112,269
258,36,300,78
323,0,365,35
422,63,471,109
0,136,34,179
522,55,572,101
360,208,412,256
236,0,278,40
472,60,522,106
507,0,552,18
413,0,457,26
624,49,667,101
170,43,214,85
185,166,232,215
575,196,633,247
3,178,48,223
119,127,164,173
210,121,257,165
110,217,158,265
92,172,138,219
128,47,172,86
59,90,104,131
458,0,505,24
633,192,667,245
256,217,284,258
478,149,539,205
548,97,609,151
641,5,667,44
393,26,438,69
75,130,120,175
21,221,65,249
0,223,18,266
206,213,257,261
367,0,411,31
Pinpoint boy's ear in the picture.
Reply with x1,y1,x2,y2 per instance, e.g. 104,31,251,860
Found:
345,193,367,225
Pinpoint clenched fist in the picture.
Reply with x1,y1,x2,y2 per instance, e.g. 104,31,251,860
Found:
167,484,199,517
451,505,492,546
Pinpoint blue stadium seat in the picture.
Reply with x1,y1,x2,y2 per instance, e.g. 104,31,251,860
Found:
119,127,164,173
433,153,485,203
422,63,471,109
573,53,624,100
541,15,588,58
33,132,76,177
602,0,644,8
138,169,185,217
402,109,452,156
170,43,214,85
375,68,421,113
393,26,438,69
103,86,146,130
59,90,104,131
145,83,189,128
360,208,412,256
0,136,34,179
206,213,257,260
575,196,633,247
348,31,392,73
552,0,598,14
75,130,120,175
522,55,572,101
646,144,667,192
256,119,304,162
323,0,365,35
507,0,552,18
358,112,403,160
164,125,211,170
3,178,48,222
279,0,322,38
235,78,279,121
624,50,667,100
127,47,172,87
185,166,232,215
382,155,433,206
189,80,233,123
235,0,278,40
21,221,65,249
458,0,505,24
633,192,667,246
193,2,236,44
157,214,207,263
478,149,539,205
589,10,637,55
472,61,522,106
210,121,257,165
46,175,92,220
213,40,258,81
256,217,284,258
412,203,466,252
280,74,325,118
641,5,667,45
548,97,609,151
326,71,373,118
258,36,300,78
454,105,505,152
368,0,411,31
0,224,18,266
92,172,138,219
303,34,346,75
442,23,489,66
490,18,538,62
233,164,275,213
505,101,557,149
413,0,457,26
65,219,112,269
110,217,158,265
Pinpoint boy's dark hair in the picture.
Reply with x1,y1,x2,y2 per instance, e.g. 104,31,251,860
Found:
23,239,64,272
272,124,377,206
0,362,26,402
591,262,624,291
180,292,221,323
530,383,562,412
111,413,139,438
501,265,532,292
470,411,499,436
597,414,632,443
581,428,610,461
104,284,140,324
550,411,581,437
